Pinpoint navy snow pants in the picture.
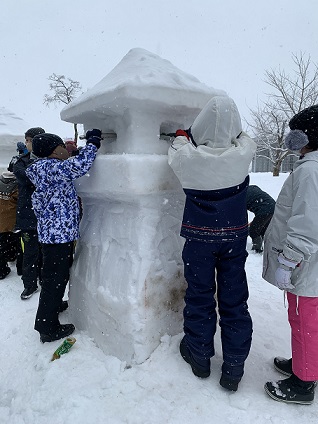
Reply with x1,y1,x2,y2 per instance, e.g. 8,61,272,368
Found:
182,238,252,370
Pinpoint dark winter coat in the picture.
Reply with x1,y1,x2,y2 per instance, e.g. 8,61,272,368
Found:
12,152,37,231
246,185,275,216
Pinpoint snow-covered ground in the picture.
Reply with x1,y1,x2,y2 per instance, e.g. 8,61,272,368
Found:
2,171,317,424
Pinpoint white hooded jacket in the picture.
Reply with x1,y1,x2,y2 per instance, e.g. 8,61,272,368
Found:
168,96,256,191
263,151,318,296
168,96,257,243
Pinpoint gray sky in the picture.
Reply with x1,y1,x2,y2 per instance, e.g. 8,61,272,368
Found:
1,0,317,138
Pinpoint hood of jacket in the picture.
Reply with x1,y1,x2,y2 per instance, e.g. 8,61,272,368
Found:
191,95,242,148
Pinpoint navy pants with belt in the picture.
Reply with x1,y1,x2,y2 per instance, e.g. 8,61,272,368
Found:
182,238,252,375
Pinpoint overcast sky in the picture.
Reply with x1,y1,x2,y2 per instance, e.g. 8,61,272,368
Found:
1,0,317,138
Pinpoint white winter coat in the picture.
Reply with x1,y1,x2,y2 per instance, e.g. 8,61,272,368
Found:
168,96,256,191
262,151,318,296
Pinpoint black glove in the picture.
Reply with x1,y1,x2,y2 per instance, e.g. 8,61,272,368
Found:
85,129,102,140
86,129,102,150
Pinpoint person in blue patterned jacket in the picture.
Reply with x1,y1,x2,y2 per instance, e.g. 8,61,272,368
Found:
168,96,256,391
26,129,102,343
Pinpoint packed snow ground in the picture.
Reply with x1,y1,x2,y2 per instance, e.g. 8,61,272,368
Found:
1,172,318,424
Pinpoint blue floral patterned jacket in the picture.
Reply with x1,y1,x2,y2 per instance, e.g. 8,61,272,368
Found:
26,144,97,244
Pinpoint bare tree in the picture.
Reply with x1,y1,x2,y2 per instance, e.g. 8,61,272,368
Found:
249,102,293,176
44,73,82,142
248,52,318,176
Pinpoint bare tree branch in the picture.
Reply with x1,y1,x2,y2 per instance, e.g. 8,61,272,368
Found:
247,52,318,175
44,74,82,142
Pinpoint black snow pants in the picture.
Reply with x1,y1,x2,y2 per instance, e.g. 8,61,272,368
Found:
21,230,42,289
34,242,74,335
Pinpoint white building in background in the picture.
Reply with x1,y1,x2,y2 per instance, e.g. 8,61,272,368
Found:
61,48,223,364
0,107,29,169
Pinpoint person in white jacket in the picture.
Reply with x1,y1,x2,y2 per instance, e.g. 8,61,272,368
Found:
263,105,318,404
168,95,256,391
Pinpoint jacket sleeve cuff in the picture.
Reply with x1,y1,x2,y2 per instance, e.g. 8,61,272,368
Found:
171,136,191,150
283,244,303,265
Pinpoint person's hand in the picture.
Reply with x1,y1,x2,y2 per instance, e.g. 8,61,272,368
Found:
274,253,298,290
85,129,102,140
274,267,294,290
17,141,26,152
86,129,102,149
175,129,190,140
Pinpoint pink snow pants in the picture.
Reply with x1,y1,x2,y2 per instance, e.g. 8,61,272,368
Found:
287,292,318,381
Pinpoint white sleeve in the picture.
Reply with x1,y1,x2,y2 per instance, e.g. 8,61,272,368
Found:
284,165,318,261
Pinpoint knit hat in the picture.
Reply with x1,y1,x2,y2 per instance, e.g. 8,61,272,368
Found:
32,133,64,158
285,105,318,151
25,127,45,139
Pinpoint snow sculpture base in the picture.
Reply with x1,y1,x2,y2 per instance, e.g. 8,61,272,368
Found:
70,154,186,364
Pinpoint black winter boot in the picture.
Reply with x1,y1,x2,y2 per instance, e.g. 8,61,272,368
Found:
58,300,69,313
264,373,315,404
274,357,292,376
40,324,75,343
219,361,244,392
20,286,38,300
179,337,210,378
0,266,11,280
220,374,241,392
251,236,263,253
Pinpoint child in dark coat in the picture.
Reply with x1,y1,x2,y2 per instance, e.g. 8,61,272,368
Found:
26,130,102,342
12,127,45,299
247,185,275,253
168,96,256,391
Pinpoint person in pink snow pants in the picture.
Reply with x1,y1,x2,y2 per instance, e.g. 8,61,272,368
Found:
262,105,318,405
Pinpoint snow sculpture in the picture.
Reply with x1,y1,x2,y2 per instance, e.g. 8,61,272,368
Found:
61,48,224,364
